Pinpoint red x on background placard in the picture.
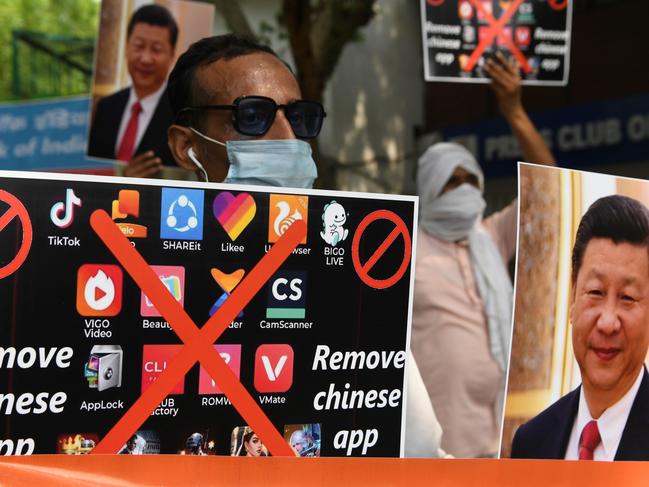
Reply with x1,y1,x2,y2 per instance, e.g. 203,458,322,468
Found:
88,209,305,456
464,0,531,73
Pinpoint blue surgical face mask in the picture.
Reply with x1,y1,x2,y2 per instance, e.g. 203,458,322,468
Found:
188,128,318,189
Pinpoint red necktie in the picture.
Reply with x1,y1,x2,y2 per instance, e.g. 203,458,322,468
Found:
578,420,601,460
116,101,142,161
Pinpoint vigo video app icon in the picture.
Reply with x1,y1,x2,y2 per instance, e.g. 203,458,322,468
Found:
77,264,123,316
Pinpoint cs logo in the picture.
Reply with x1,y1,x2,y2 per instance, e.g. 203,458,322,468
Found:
267,271,306,319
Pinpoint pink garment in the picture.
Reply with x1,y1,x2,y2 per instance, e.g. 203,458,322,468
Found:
411,200,517,458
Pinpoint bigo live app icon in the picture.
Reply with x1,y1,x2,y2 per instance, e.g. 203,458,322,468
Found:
77,264,123,316
254,344,294,393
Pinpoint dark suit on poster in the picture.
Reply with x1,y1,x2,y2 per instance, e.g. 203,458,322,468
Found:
511,368,649,461
87,87,175,166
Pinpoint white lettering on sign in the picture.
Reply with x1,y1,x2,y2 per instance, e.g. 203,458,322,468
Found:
333,429,379,456
556,119,622,151
312,345,406,371
0,347,73,369
0,392,67,414
0,438,35,456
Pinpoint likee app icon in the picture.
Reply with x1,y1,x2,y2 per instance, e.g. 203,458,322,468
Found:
268,194,308,244
254,344,294,393
50,188,81,228
212,192,256,241
198,345,242,394
112,189,147,238
160,188,204,240
141,345,184,394
267,271,306,319
209,267,244,317
140,265,185,317
77,264,123,316
84,345,123,391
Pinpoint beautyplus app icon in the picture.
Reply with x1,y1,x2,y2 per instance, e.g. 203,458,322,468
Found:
160,188,204,240
140,266,185,317
212,192,256,240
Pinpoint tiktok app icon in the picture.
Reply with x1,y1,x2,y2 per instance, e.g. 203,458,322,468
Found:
254,344,294,393
50,188,81,228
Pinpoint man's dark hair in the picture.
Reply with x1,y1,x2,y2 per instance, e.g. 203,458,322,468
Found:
167,34,281,124
571,194,649,283
127,4,178,49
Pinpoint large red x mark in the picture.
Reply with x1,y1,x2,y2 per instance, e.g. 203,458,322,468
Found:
88,209,304,456
464,0,530,73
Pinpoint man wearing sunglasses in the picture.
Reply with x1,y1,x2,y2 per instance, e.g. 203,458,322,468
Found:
166,35,324,188
165,34,447,458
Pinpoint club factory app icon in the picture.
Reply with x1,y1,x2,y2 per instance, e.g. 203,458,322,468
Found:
209,267,244,317
254,344,294,393
50,188,81,228
142,345,184,394
140,266,185,317
212,192,256,241
198,345,242,394
267,271,306,319
77,264,123,316
84,345,123,391
112,189,147,238
268,194,308,244
160,188,204,240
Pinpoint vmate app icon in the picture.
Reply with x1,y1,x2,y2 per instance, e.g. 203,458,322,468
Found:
254,344,294,393
77,264,123,316
140,266,185,317
142,345,184,394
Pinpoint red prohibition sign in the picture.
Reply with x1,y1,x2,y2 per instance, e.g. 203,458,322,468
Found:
0,190,33,279
88,209,303,456
548,0,568,10
426,0,445,6
351,209,412,290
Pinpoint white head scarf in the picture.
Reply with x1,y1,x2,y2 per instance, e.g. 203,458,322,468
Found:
417,142,513,373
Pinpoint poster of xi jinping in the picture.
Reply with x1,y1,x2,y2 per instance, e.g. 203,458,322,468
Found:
0,171,416,457
420,0,572,85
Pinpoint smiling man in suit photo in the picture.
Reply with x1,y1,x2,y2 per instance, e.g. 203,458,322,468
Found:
511,194,649,461
87,4,177,177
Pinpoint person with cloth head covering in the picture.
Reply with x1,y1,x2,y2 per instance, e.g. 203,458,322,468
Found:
411,53,555,457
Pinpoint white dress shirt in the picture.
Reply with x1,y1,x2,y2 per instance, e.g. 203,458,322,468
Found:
564,367,644,461
115,83,166,157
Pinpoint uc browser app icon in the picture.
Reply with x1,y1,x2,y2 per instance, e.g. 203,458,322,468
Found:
160,188,204,240
268,194,308,244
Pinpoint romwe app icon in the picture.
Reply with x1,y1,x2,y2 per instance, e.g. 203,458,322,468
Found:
160,187,204,240
50,188,81,228
140,265,185,316
267,271,306,319
198,344,242,394
254,344,294,393
77,264,123,316
84,345,123,391
209,267,244,317
112,189,147,238
268,194,308,244
320,200,348,246
142,344,184,394
212,192,256,241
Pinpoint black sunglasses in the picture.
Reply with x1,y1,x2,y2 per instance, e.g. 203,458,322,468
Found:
179,95,326,139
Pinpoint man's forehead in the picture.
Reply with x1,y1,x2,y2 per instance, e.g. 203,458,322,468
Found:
195,52,300,104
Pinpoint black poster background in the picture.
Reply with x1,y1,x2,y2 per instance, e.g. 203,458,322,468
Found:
421,0,571,84
0,173,415,457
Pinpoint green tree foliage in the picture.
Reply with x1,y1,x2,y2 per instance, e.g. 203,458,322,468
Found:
0,0,99,100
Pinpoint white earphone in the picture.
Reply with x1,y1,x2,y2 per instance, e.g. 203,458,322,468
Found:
187,147,209,182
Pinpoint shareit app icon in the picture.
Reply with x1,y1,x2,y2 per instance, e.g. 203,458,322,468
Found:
50,188,81,228
198,345,242,394
267,271,306,319
268,194,308,244
160,188,204,240
141,345,184,394
77,264,123,316
254,344,294,393
140,265,185,317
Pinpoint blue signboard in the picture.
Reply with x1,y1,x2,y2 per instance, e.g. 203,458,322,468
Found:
0,96,112,171
442,93,649,177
